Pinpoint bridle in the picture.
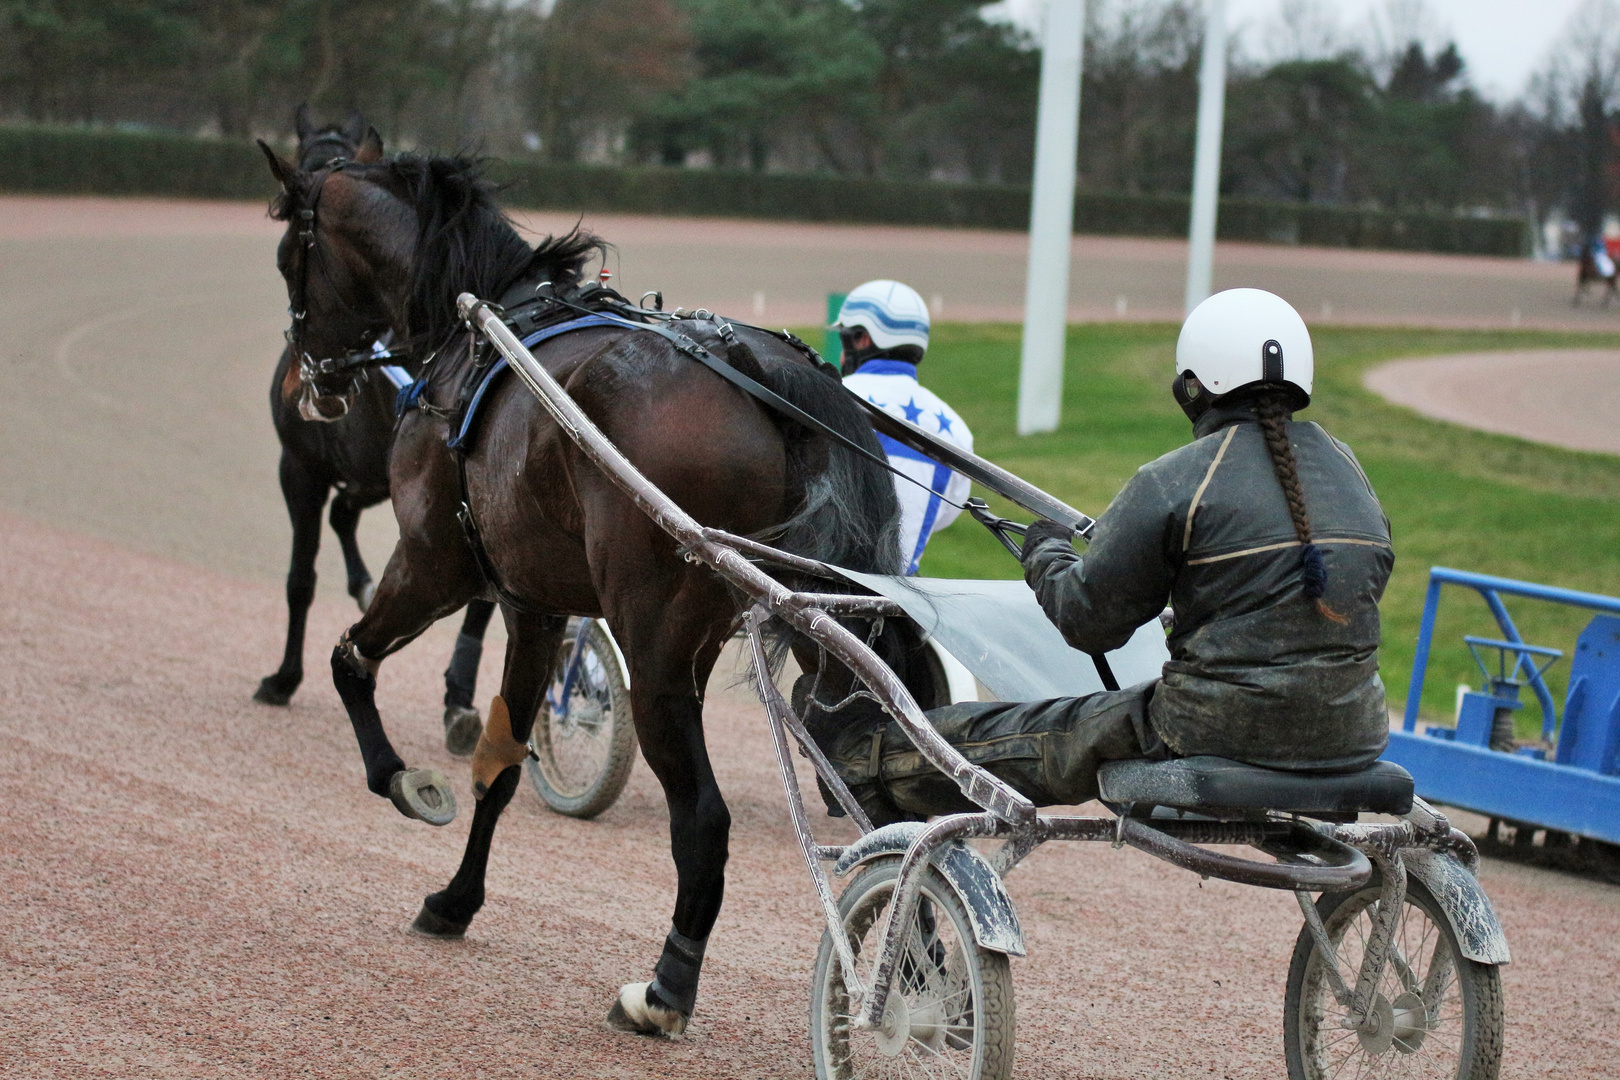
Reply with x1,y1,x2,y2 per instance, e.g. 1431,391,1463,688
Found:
285,158,401,421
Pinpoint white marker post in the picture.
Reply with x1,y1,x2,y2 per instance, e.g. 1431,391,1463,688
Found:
1016,0,1085,436
1184,0,1228,314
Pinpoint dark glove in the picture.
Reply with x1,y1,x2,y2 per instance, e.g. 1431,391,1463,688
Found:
1019,518,1075,561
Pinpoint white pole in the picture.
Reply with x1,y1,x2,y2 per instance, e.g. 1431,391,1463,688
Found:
1184,0,1227,314
1017,0,1085,436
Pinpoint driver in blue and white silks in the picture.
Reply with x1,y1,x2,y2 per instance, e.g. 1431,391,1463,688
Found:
833,280,971,575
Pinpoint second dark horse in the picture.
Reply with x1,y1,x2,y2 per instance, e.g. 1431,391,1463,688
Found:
254,107,495,759
257,146,901,1036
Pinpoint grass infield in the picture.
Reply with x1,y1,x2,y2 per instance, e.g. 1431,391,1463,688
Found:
815,322,1620,734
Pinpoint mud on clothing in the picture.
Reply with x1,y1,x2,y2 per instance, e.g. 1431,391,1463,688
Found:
815,397,1393,819
843,359,972,575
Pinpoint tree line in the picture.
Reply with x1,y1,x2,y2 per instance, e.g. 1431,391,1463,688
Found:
2,0,1617,236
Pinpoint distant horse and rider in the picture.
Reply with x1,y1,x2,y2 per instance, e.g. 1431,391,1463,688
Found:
255,107,494,760
257,137,912,1036
1573,237,1620,306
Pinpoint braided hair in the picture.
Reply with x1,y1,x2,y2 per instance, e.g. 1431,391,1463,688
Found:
1254,389,1347,623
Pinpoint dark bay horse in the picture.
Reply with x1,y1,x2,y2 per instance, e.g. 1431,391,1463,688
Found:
257,147,900,1036
255,108,496,759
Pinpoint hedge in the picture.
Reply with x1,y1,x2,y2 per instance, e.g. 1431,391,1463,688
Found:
0,125,1530,257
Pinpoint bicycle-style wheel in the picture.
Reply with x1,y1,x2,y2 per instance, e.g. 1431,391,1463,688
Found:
1285,874,1504,1080
526,618,635,819
810,857,1015,1080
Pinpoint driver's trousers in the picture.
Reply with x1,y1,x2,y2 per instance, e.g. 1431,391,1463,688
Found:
814,681,1171,821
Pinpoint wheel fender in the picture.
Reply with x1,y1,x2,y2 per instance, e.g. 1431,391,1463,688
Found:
834,823,1025,957
1401,849,1511,965
591,619,629,690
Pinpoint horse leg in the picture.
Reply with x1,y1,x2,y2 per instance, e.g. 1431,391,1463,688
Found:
330,538,481,826
328,492,374,611
412,607,567,938
604,579,735,1038
256,449,328,705
441,598,497,757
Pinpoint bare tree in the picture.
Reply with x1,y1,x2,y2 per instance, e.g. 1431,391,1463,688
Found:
1527,0,1620,238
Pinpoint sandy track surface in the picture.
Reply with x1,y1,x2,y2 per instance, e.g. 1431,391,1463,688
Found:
3,194,1619,1077
1366,350,1620,455
5,194,1616,330
3,511,1618,1078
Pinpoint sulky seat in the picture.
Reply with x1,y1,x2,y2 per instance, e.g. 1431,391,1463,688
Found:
1097,756,1414,817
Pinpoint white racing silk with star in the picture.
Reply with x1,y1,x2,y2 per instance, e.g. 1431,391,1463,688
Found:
843,359,973,575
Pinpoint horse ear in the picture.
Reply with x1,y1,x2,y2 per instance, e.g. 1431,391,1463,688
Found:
341,109,366,147
258,139,303,193
354,125,385,164
294,103,312,143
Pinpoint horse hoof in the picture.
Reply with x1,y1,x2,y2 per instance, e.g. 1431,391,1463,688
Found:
605,983,688,1037
388,768,457,826
356,581,376,612
443,705,483,758
253,676,296,706
410,903,469,939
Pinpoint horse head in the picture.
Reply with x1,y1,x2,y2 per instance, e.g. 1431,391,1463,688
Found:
293,104,384,171
257,147,603,421
259,143,411,421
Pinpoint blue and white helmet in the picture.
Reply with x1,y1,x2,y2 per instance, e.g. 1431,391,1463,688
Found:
834,280,930,354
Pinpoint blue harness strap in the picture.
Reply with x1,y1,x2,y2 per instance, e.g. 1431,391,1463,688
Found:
424,312,638,450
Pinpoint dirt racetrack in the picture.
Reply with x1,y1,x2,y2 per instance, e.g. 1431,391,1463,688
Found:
2,196,1619,1077
1366,350,1620,456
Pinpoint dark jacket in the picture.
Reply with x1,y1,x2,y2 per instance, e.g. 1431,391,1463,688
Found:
1021,399,1393,771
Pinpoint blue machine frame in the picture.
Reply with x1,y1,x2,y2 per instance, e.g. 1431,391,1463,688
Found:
1383,566,1620,844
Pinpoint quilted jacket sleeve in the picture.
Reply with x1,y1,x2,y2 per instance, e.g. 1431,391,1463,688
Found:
1019,462,1178,656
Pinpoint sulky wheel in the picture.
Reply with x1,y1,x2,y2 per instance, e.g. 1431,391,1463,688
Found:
810,856,1015,1080
1285,874,1504,1080
525,618,636,819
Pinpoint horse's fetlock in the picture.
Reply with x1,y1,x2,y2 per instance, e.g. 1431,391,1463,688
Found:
332,635,378,683
365,765,397,798
649,927,707,1017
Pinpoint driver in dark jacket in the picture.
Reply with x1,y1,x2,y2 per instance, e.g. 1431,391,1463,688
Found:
813,288,1394,822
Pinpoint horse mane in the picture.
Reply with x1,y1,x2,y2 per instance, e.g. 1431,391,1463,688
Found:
378,155,606,351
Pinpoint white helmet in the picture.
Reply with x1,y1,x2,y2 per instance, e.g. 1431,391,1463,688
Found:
833,280,930,354
1176,288,1313,404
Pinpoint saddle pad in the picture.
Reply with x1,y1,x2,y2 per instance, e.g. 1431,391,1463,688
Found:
442,312,639,450
834,570,1170,702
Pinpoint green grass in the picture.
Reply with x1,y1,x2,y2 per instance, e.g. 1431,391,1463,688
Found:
819,321,1620,736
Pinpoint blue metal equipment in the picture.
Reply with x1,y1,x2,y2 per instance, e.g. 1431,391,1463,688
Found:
1382,566,1620,844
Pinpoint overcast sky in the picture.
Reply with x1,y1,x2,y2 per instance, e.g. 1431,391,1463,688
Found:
985,0,1596,102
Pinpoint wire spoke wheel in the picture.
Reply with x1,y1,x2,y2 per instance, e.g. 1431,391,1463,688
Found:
810,857,1014,1080
1285,875,1503,1080
526,618,635,819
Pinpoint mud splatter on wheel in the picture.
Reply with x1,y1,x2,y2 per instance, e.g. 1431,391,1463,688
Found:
810,856,1015,1080
1285,874,1504,1080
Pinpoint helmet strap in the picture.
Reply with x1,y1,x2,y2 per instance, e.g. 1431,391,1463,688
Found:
838,329,881,375
1172,371,1212,423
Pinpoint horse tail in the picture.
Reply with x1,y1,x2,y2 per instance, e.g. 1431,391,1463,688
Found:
738,340,902,577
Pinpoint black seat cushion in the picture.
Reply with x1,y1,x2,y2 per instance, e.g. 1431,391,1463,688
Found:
1097,756,1414,816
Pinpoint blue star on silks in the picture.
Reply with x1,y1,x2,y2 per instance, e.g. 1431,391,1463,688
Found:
901,397,924,423
935,410,953,434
